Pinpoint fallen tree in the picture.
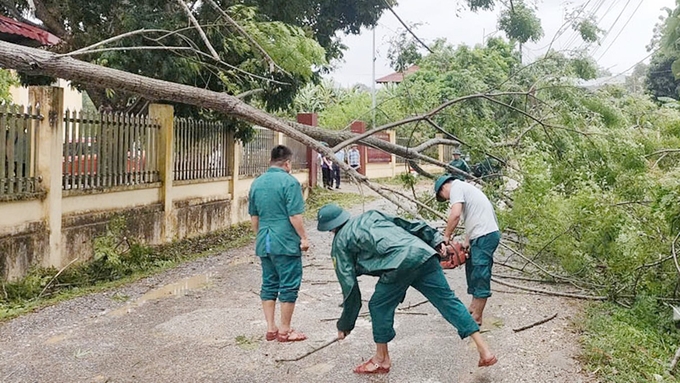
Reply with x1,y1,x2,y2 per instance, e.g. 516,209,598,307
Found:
0,40,538,214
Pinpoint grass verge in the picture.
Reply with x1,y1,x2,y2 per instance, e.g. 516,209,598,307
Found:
579,298,680,382
304,186,377,219
0,222,254,321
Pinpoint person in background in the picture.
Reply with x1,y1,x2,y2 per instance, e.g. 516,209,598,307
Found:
434,174,501,326
317,203,497,374
248,145,310,343
318,142,334,190
333,148,346,189
348,144,360,172
448,148,471,180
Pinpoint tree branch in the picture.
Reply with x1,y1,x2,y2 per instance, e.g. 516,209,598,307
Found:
205,0,285,75
383,0,433,54
491,277,607,300
646,149,680,158
31,0,67,38
176,0,221,61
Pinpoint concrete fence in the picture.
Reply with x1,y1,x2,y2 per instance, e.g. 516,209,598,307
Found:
0,87,443,281
0,87,311,281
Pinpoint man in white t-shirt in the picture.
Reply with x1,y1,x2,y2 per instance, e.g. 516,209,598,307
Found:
434,174,501,325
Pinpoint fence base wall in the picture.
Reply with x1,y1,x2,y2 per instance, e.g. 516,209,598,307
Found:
175,199,231,239
0,222,48,281
61,205,165,267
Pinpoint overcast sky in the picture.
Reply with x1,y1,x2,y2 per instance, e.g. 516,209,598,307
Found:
328,0,676,87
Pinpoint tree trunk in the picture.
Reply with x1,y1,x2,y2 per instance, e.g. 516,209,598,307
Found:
0,40,451,170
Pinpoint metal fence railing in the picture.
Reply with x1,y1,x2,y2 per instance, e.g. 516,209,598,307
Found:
174,119,231,181
1,104,41,197
63,111,160,190
282,135,308,172
239,127,276,177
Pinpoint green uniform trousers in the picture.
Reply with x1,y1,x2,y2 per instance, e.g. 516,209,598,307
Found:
465,230,501,298
369,256,480,344
260,255,302,303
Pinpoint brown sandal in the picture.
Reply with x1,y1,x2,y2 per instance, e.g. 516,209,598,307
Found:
353,359,390,374
478,355,498,367
277,329,307,342
265,331,278,341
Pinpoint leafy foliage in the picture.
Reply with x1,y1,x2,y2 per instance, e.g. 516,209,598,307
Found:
387,26,424,72
580,299,680,383
574,18,603,44
498,1,544,44
0,69,18,103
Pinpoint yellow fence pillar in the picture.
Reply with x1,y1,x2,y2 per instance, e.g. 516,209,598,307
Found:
149,104,175,242
29,86,64,268
436,133,444,163
228,131,242,225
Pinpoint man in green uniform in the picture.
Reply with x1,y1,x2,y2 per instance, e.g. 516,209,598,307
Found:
434,174,501,326
317,204,497,374
448,148,471,180
249,145,310,342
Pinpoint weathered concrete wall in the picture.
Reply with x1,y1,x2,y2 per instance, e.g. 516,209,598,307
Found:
175,199,231,239
61,205,165,265
0,222,48,281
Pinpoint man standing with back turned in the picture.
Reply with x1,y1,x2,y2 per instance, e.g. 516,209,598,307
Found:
249,145,310,342
434,174,501,326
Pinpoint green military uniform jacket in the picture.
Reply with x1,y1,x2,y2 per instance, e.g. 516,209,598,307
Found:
448,158,471,179
331,210,444,333
248,167,305,257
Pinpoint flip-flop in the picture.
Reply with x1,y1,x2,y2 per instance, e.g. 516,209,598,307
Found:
277,329,307,342
478,355,498,367
353,359,390,374
265,331,278,341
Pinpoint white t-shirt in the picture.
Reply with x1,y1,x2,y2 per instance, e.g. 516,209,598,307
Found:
448,179,499,240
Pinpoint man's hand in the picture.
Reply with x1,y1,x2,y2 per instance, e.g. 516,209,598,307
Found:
300,238,310,252
337,330,350,340
436,242,448,258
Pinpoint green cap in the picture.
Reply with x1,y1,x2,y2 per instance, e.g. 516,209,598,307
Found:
452,148,462,155
434,175,455,202
317,204,351,232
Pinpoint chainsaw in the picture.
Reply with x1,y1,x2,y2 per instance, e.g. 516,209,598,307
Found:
438,241,469,269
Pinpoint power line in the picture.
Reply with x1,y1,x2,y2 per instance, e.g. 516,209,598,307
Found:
382,0,433,54
596,0,644,60
574,0,618,52
590,0,633,57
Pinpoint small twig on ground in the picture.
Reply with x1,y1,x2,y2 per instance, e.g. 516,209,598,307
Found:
320,312,369,322
669,345,680,375
491,277,607,300
493,273,559,284
275,338,339,362
3,369,18,381
397,312,428,316
398,300,429,311
38,257,80,299
512,313,558,332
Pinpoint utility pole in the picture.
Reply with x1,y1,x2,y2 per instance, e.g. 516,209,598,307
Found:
371,26,377,129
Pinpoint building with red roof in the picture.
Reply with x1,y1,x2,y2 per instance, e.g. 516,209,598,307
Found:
375,65,420,84
0,14,60,47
